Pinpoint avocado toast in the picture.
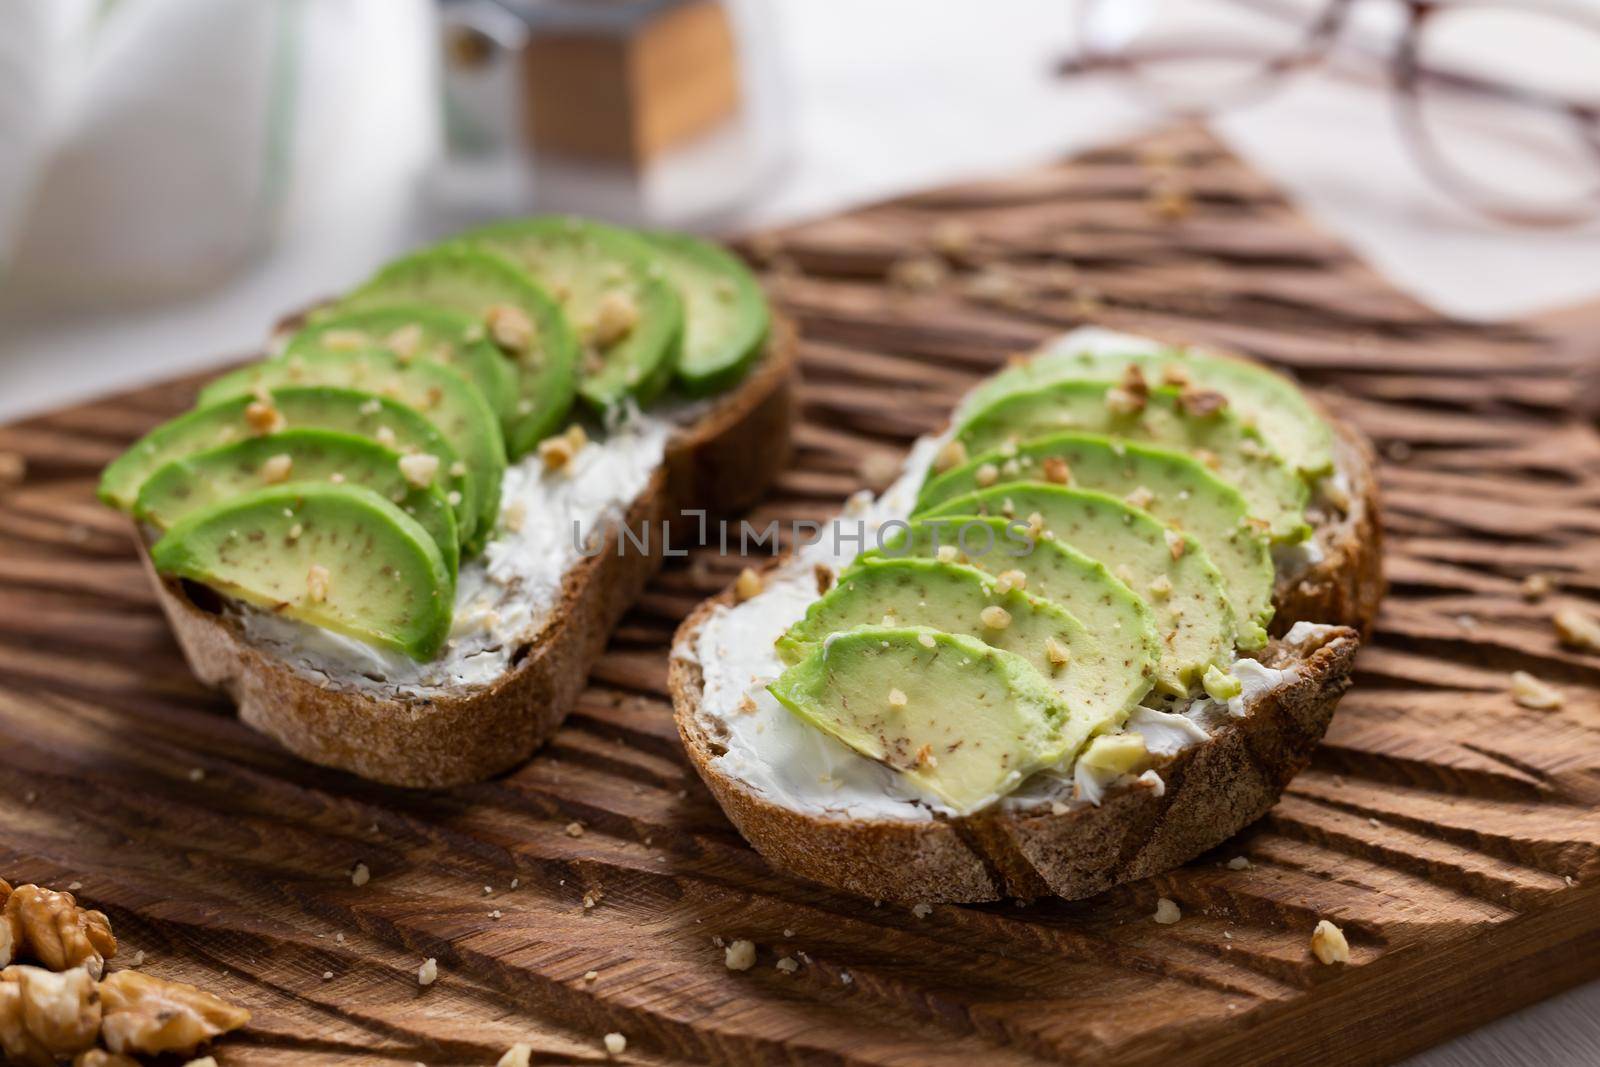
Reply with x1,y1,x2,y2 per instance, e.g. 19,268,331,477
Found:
102,222,796,787
670,327,1381,903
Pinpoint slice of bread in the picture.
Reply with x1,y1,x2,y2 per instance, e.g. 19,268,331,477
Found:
141,319,797,788
669,374,1381,903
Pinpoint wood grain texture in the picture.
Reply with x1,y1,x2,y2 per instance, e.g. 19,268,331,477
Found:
0,124,1597,1066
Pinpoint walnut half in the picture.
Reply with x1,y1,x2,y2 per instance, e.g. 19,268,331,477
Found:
74,1052,142,1067
0,965,102,1067
99,970,250,1057
3,884,117,978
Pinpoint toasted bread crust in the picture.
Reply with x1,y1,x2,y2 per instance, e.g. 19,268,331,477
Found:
143,319,798,788
670,408,1380,902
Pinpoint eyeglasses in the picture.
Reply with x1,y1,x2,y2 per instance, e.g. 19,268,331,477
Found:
1063,0,1600,227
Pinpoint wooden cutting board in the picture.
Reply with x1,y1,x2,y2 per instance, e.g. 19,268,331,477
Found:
2,124,1597,1067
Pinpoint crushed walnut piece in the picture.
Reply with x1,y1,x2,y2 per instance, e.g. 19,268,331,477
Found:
305,564,332,605
932,439,968,475
1105,365,1149,415
887,688,908,710
590,291,640,348
1310,919,1350,965
964,267,1025,308
979,605,1011,630
1146,179,1193,221
974,462,1000,488
74,1051,142,1067
486,304,535,353
1178,388,1228,417
888,254,948,293
1045,636,1071,670
1124,485,1155,510
384,323,424,361
398,452,440,489
734,568,764,603
1510,670,1564,710
813,563,835,596
98,970,249,1057
1041,457,1071,485
1,964,101,1066
603,1031,627,1055
917,632,937,649
723,939,756,971
1164,529,1186,560
259,453,293,485
320,329,370,351
993,569,1027,594
0,452,26,489
243,401,285,436
1553,608,1600,653
2,885,116,978
930,219,975,261
1521,573,1555,601
1152,898,1181,925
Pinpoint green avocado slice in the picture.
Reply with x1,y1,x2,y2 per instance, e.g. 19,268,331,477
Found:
150,483,452,661
916,432,1274,642
953,380,1309,542
197,348,504,555
851,516,1159,702
922,485,1241,687
333,246,578,458
134,429,459,583
644,231,769,396
100,387,469,544
458,217,684,412
778,558,1143,730
283,305,518,425
967,345,1335,478
771,627,1110,815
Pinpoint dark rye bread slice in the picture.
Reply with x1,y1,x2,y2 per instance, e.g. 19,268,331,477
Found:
140,318,798,788
668,408,1381,903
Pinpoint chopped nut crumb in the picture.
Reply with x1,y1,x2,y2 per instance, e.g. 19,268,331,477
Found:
244,401,285,435
417,958,438,986
255,453,293,484
565,822,585,838
1510,670,1563,710
1226,856,1253,871
590,291,640,347
888,254,948,293
974,462,1000,488
814,563,835,596
980,605,1012,630
99,970,250,1056
775,956,799,974
306,564,331,604
930,219,974,260
1553,608,1600,653
912,903,932,919
502,500,527,533
1521,573,1555,601
1164,529,1186,560
724,939,757,971
398,452,440,489
965,267,1025,307
1045,636,1071,669
603,1031,627,1055
936,544,959,564
917,632,937,649
75,1051,142,1067
1147,180,1193,221
384,323,424,360
1124,485,1155,509
734,568,764,603
0,452,25,488
886,687,908,710
583,970,599,982
1152,898,1181,925
498,1043,534,1067
1041,456,1071,485
486,304,535,353
1149,575,1173,598
350,862,370,887
582,888,603,910
1310,919,1350,965
933,439,969,475
1179,388,1228,417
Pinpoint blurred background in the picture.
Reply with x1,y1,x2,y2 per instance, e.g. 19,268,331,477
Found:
0,1,1598,1061
2,0,1599,426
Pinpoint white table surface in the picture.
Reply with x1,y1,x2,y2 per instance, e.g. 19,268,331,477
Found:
0,4,1596,1062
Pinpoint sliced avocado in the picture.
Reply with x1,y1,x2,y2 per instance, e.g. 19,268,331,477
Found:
459,217,683,411
853,516,1159,701
644,231,768,396
915,432,1275,643
777,558,1141,730
953,380,1309,542
150,483,452,661
100,387,469,545
333,246,578,457
133,429,459,582
197,348,504,554
769,626,1103,815
284,305,518,425
922,485,1239,687
968,345,1335,478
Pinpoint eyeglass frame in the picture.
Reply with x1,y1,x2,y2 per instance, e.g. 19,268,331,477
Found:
1063,0,1600,227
